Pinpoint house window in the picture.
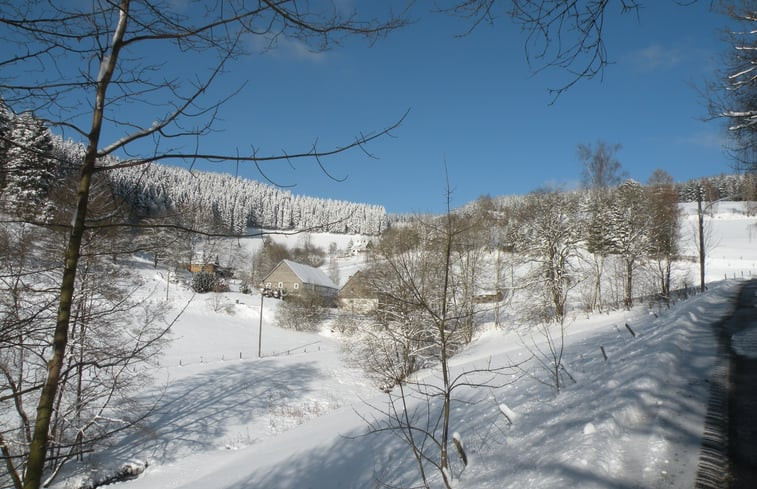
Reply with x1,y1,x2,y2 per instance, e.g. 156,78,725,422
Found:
293,283,299,290
278,281,283,289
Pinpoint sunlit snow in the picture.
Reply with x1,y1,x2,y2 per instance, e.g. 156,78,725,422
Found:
51,202,757,489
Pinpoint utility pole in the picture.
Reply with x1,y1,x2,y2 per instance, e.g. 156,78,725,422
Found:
258,292,264,358
697,191,706,293
696,186,729,293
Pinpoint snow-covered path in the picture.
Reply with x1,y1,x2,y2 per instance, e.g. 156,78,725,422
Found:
720,279,757,488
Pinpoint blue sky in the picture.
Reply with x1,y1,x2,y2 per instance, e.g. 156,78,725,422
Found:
161,2,733,214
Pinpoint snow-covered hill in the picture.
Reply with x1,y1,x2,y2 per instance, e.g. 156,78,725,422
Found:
52,203,757,489
109,164,389,235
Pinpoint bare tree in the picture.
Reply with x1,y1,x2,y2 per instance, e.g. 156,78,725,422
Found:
0,3,407,487
0,172,174,489
578,140,625,312
691,180,721,292
43,256,168,487
356,208,489,388
646,169,681,302
707,0,757,171
578,140,625,190
518,320,572,394
742,172,757,215
476,197,517,326
327,241,340,286
508,190,580,394
291,236,326,267
450,210,489,343
248,237,291,290
351,224,440,389
357,182,517,488
442,0,642,99
0,222,58,489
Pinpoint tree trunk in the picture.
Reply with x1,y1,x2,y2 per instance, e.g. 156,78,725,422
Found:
553,281,564,320
22,4,129,488
664,258,671,304
439,217,453,488
1,434,23,489
625,259,633,309
698,195,706,292
593,254,604,312
23,164,94,489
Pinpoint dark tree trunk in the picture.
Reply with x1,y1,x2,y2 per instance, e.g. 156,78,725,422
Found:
22,3,129,487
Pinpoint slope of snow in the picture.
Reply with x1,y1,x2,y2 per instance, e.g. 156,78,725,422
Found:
70,283,736,489
51,203,756,489
679,202,757,282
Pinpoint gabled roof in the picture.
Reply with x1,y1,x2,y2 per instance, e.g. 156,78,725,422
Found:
339,270,377,299
339,270,363,291
280,259,337,290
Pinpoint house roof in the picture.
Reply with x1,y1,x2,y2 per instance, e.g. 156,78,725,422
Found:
280,259,337,290
339,270,377,299
350,238,372,249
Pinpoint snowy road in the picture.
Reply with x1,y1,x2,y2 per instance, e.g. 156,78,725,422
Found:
723,279,757,488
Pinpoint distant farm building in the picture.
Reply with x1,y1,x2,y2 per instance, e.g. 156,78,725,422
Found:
338,270,379,313
473,290,504,304
261,259,338,300
349,238,374,255
183,255,233,278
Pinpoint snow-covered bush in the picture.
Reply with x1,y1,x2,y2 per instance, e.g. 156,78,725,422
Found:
191,271,217,293
213,277,230,293
344,317,428,391
275,290,326,331
332,311,361,335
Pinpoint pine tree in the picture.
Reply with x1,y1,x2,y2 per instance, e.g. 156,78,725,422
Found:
2,112,57,211
0,100,11,190
608,180,652,308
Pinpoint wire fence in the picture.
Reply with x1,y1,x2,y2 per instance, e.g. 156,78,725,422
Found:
156,341,325,368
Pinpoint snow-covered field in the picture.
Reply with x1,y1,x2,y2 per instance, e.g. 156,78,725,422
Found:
55,203,757,489
679,201,757,281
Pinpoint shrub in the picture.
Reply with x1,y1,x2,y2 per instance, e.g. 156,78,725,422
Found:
191,271,217,293
276,290,326,331
212,278,230,293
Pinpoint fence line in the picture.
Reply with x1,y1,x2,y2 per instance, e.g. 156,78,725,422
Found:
154,341,325,368
266,341,322,358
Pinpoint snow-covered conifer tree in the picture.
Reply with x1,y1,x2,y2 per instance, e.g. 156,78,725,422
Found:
608,180,652,308
0,100,10,190
2,112,57,211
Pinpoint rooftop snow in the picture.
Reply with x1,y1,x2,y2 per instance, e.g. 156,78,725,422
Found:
282,259,337,289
